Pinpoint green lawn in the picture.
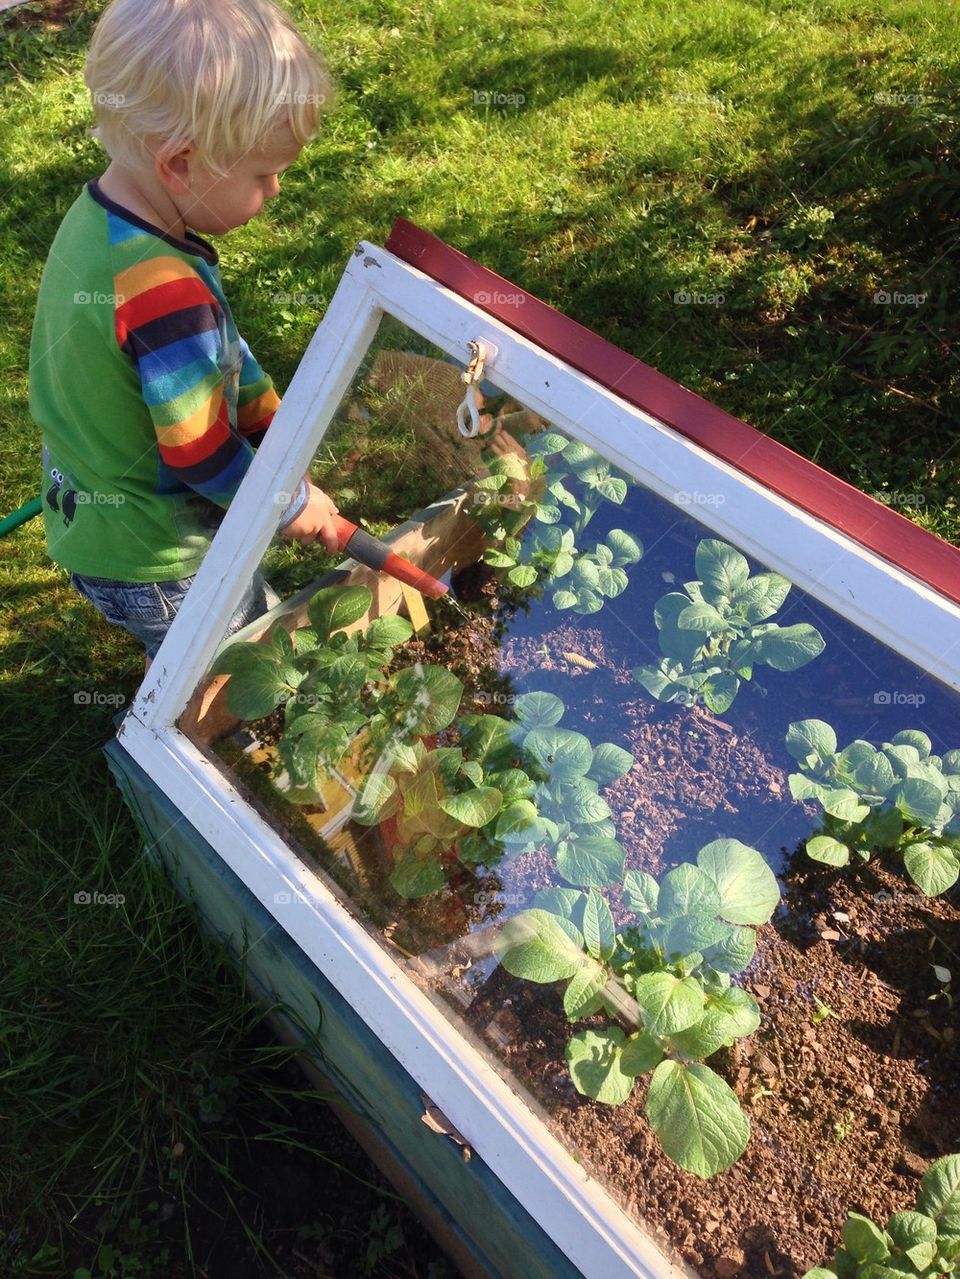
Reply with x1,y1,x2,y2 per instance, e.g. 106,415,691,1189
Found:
1,0,957,1275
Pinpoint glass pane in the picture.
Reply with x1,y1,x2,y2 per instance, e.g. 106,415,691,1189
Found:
181,311,960,1275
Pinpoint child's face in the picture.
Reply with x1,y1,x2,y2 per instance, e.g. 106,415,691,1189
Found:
173,125,305,235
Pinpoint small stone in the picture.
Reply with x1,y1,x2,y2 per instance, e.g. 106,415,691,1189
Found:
820,929,842,942
898,1150,928,1177
715,1252,745,1278
862,1083,875,1099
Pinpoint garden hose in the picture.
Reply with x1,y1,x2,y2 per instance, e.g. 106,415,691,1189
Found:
0,495,452,603
0,495,41,539
330,514,450,600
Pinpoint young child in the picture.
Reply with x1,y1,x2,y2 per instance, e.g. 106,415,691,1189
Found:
29,0,341,670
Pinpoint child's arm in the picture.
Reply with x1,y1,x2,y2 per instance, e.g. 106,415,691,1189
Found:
115,260,339,552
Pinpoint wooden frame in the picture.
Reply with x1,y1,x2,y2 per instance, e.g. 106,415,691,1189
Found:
114,229,960,1279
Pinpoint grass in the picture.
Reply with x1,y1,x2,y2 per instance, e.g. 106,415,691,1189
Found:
0,0,957,1274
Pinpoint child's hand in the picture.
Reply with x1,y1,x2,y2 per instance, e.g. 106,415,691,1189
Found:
280,483,341,554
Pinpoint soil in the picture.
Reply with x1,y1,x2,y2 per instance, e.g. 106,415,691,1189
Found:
413,594,960,1278
210,566,960,1278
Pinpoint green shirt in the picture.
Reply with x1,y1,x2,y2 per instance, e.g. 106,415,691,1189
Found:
30,180,281,582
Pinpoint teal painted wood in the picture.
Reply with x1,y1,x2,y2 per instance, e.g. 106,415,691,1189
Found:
104,737,584,1279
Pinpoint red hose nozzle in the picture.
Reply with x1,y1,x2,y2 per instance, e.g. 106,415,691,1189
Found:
332,515,449,599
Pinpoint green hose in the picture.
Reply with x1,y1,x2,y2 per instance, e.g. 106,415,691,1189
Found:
0,495,42,538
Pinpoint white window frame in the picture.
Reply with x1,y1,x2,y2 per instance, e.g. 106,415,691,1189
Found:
118,240,960,1279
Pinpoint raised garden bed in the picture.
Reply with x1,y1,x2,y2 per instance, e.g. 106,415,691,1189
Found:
110,224,960,1279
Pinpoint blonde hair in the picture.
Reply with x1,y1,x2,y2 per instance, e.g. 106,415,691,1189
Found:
83,0,335,175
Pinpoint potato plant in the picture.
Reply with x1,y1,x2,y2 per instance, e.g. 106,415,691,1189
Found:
633,538,825,713
458,690,636,888
803,1153,960,1277
350,730,540,899
210,584,461,800
498,839,780,1178
472,435,643,614
786,720,960,896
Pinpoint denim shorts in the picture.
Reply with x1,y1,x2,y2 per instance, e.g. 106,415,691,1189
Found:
69,570,280,660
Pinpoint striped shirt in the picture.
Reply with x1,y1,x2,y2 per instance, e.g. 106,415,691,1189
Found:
30,179,282,581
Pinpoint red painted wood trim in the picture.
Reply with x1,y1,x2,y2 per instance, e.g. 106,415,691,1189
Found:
384,217,960,608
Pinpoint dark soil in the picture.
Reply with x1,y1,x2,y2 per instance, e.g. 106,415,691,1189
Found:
210,575,960,1278
421,603,960,1278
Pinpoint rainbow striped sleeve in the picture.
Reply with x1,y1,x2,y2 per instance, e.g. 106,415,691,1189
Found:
113,257,256,507
236,336,281,449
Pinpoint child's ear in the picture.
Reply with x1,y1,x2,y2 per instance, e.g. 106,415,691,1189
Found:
155,142,197,196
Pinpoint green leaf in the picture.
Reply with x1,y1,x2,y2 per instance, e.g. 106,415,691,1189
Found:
678,602,730,632
917,1153,960,1233
582,889,616,960
494,798,540,839
485,547,519,568
552,589,579,609
392,665,463,734
668,1008,742,1060
864,805,904,849
365,614,413,650
564,778,613,825
702,673,740,714
532,887,586,923
563,962,608,1020
824,795,871,823
566,1027,634,1105
528,430,569,456
307,584,372,640
904,842,960,896
890,729,932,759
658,862,722,918
620,1031,664,1077
696,539,751,600
806,834,852,866
751,624,826,672
653,593,705,665
605,529,643,566
734,571,792,621
211,642,300,720
557,836,625,888
895,777,946,827
351,772,397,824
842,1213,890,1264
389,851,445,899
439,786,502,828
885,1211,937,1270
632,664,676,701
587,741,635,787
459,759,483,786
697,840,780,924
633,972,705,1036
786,719,838,764
645,1060,750,1177
499,910,587,982
623,869,659,915
705,986,761,1037
595,476,628,503
800,1270,839,1279
853,752,897,796
523,727,594,783
885,743,922,779
507,564,539,588
705,925,757,974
665,909,731,959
